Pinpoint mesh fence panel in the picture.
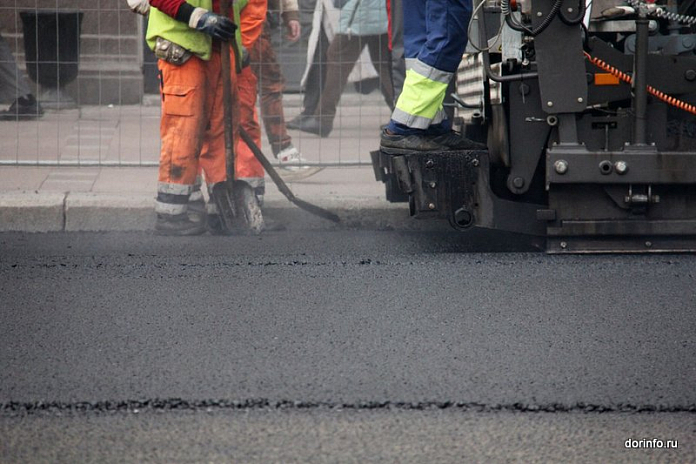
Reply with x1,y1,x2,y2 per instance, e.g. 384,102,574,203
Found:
0,0,394,167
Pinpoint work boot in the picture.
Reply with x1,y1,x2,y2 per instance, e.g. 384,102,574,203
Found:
429,131,487,150
155,213,206,236
292,115,333,137
380,129,444,155
204,199,231,235
187,190,206,223
276,144,324,181
206,214,229,235
0,95,43,121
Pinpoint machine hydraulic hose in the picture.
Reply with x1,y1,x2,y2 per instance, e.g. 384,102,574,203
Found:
584,52,696,116
626,0,696,25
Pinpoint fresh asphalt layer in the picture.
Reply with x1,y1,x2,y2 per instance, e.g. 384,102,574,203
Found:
0,230,694,463
0,230,694,407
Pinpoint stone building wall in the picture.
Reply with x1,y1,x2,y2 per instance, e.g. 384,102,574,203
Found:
0,0,315,105
0,0,143,105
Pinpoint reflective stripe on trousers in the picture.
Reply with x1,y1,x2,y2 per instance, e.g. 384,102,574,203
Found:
391,63,449,129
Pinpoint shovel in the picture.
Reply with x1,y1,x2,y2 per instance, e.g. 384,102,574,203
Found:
211,0,264,234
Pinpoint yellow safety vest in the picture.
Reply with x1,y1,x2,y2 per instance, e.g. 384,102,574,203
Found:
146,0,246,62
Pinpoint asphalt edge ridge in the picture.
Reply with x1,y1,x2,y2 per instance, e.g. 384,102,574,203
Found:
2,398,695,416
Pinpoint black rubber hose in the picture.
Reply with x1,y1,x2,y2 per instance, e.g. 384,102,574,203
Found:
503,0,563,36
505,13,530,32
531,0,563,35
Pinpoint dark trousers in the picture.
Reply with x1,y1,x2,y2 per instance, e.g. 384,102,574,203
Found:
389,0,406,103
301,27,330,117
403,0,472,73
315,33,394,121
0,33,32,103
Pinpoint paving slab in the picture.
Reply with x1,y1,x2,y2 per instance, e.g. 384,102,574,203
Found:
0,167,51,191
39,169,100,192
92,167,158,194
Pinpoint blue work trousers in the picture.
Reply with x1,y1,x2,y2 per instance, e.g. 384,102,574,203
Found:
403,0,473,73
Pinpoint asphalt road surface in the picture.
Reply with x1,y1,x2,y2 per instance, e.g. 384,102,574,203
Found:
0,230,694,463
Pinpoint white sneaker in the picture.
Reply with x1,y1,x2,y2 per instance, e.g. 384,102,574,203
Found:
277,145,304,166
276,145,324,181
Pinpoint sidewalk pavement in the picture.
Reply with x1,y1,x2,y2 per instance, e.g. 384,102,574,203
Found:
0,94,445,233
0,93,393,167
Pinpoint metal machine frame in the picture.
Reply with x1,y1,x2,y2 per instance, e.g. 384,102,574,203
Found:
372,0,696,253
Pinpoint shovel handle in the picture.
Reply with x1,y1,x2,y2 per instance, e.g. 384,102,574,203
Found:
219,0,235,180
239,127,341,223
238,127,295,200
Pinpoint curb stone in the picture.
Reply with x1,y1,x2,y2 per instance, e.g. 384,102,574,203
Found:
65,193,155,232
0,191,450,233
0,192,65,232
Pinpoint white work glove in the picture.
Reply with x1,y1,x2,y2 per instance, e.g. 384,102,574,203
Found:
127,0,150,15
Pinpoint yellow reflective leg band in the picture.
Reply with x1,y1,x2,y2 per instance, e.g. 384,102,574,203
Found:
392,69,449,129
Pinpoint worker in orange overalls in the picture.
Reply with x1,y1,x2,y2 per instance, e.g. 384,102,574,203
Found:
132,0,266,235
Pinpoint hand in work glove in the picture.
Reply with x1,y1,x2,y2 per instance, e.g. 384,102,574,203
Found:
126,0,150,15
189,8,237,41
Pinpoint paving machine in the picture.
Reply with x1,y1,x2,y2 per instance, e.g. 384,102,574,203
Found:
371,0,696,252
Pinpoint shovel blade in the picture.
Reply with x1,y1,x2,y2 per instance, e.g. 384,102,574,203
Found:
211,181,264,235
232,180,265,235
211,181,237,232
